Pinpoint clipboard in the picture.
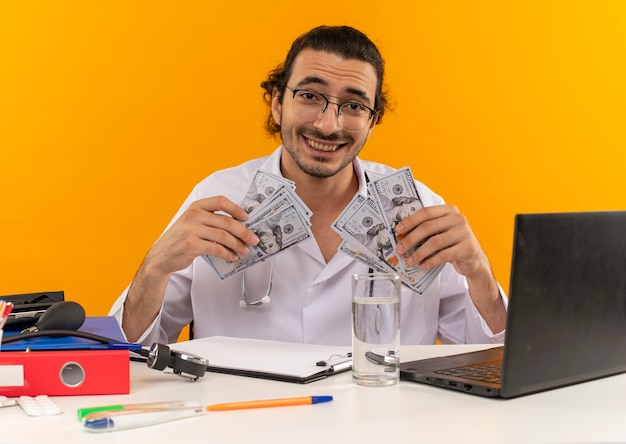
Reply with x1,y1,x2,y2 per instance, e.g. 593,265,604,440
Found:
172,336,352,384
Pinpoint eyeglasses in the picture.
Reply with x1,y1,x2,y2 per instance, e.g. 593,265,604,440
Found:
286,87,377,132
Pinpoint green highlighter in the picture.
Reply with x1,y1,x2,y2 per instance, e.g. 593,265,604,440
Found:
77,401,201,421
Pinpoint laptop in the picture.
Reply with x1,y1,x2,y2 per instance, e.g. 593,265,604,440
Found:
400,211,626,398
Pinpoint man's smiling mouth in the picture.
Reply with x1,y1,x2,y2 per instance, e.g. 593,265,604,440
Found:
305,137,342,152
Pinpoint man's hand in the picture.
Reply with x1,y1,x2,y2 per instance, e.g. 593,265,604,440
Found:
122,196,259,342
395,205,506,333
394,205,487,277
143,196,260,276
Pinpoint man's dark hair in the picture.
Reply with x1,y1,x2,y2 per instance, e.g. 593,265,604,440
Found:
261,25,389,136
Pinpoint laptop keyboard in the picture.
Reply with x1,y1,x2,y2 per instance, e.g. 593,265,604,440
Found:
435,361,502,384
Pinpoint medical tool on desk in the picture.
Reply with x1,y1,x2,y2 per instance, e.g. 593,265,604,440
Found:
2,301,208,381
80,395,333,432
143,342,209,381
21,300,85,333
0,301,120,347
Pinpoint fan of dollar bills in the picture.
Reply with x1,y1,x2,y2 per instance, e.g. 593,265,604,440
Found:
204,167,443,292
203,170,313,280
331,167,444,294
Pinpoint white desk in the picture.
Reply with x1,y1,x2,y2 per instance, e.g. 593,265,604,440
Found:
2,344,625,444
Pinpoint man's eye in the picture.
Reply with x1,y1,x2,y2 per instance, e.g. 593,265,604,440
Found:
342,102,368,113
300,92,319,101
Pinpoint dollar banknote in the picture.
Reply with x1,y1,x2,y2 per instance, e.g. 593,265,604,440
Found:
332,167,444,293
203,169,313,279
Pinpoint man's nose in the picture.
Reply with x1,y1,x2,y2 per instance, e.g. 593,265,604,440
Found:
313,104,342,132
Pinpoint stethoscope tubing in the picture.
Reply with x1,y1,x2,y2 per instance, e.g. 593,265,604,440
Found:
239,257,275,307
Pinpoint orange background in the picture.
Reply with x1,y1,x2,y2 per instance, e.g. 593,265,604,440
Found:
1,1,625,318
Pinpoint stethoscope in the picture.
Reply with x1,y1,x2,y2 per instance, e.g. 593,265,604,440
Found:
238,257,377,310
239,257,275,307
238,173,375,309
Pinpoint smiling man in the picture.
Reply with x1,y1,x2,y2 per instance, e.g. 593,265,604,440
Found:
110,25,507,346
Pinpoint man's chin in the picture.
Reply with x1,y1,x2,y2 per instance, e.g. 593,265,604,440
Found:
300,162,341,179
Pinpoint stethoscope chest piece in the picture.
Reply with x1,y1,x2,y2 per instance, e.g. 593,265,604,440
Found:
147,343,209,381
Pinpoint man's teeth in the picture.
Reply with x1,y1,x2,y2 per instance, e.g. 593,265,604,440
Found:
307,139,338,152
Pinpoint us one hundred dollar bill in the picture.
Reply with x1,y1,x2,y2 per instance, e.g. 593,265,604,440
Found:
331,193,365,236
338,240,392,274
202,169,313,280
368,167,425,271
204,201,312,279
240,169,309,217
340,196,402,270
333,167,444,293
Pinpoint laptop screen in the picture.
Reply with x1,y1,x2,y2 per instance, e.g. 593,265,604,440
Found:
500,211,626,397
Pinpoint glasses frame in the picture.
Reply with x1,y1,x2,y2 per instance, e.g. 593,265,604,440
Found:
286,86,377,132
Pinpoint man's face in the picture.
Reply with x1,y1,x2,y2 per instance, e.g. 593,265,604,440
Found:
395,201,420,222
271,49,378,179
258,231,280,254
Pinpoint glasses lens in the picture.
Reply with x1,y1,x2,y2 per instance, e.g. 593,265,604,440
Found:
290,90,372,132
291,90,325,121
338,103,371,132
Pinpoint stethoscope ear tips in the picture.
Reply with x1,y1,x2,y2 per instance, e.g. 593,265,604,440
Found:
260,296,271,305
239,300,248,308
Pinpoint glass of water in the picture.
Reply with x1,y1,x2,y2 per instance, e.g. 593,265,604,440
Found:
352,273,401,387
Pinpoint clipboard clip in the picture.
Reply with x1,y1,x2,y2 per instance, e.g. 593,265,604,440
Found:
316,352,352,368
326,360,352,373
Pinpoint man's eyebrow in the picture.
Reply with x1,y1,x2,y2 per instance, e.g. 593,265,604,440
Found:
294,76,328,88
344,87,372,105
293,77,373,105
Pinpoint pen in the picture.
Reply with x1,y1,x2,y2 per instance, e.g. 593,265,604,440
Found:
205,395,333,411
0,301,13,330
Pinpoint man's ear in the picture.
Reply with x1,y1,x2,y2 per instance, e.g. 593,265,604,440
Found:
364,111,379,138
371,112,379,127
271,88,282,126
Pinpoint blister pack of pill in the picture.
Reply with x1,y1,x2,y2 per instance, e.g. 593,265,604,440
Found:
0,395,18,407
17,395,62,416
